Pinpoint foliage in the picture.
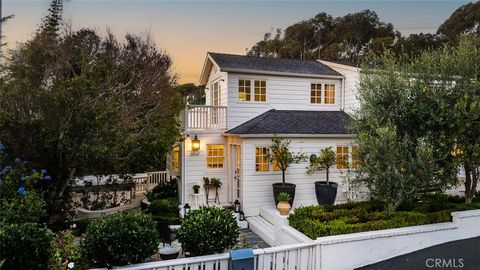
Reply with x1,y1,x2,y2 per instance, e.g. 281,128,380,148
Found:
148,197,180,224
270,137,307,185
176,83,206,105
289,195,480,239
0,223,54,270
437,1,480,43
210,177,222,188
277,192,291,201
203,176,211,186
1,192,47,224
0,3,183,223
192,184,201,191
306,147,336,184
50,230,82,270
79,175,134,210
152,179,178,199
82,212,159,267
177,206,239,256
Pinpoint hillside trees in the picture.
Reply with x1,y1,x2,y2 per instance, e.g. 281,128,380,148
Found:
0,0,184,223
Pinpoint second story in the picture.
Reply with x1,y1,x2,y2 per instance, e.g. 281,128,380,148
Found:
184,52,360,134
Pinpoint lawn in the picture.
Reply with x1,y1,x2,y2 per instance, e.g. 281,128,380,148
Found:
289,194,480,239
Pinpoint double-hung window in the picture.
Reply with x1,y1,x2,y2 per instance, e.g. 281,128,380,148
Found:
207,144,224,169
238,79,251,101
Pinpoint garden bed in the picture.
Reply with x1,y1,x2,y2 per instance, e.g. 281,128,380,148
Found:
289,194,480,239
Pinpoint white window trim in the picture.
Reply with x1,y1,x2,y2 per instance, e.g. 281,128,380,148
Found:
335,144,359,170
253,145,281,175
206,144,225,170
237,78,268,103
310,82,337,106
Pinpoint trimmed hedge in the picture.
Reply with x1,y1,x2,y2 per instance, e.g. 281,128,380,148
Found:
289,195,480,239
82,212,159,267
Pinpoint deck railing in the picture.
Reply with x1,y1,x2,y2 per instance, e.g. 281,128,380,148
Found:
184,105,227,133
133,171,170,193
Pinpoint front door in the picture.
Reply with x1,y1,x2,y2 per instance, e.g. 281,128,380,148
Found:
230,145,242,202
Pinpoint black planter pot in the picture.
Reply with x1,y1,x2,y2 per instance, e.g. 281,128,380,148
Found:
272,183,296,206
314,181,338,205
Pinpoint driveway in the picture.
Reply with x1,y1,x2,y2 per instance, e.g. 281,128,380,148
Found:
356,236,480,270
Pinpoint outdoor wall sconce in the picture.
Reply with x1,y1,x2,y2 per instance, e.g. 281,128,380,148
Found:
183,203,191,215
309,154,317,163
234,199,241,213
191,135,200,152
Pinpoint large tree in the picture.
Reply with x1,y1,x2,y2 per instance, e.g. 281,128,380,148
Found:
0,1,184,222
437,1,480,43
354,35,480,208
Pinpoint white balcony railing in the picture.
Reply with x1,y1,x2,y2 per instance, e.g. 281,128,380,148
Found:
184,105,227,133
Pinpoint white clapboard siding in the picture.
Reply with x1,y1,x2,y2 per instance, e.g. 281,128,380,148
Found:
225,73,343,130
319,60,360,114
183,134,229,206
241,137,354,217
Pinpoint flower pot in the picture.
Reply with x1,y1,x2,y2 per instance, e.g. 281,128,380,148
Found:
277,200,291,216
193,188,199,194
314,181,338,205
272,183,296,206
159,246,180,260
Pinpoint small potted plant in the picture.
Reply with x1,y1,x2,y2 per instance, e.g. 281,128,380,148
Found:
270,137,307,206
192,184,201,194
203,176,210,186
306,147,338,205
276,192,291,216
210,178,222,188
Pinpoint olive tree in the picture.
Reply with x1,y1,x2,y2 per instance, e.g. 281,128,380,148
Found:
270,137,307,185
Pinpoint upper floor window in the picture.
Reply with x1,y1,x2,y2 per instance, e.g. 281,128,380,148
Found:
254,80,267,102
311,83,335,104
211,81,220,106
238,80,251,101
324,84,335,104
207,144,224,169
172,145,180,174
238,79,266,102
311,83,322,104
336,145,359,169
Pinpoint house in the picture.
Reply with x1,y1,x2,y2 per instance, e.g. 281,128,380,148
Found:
171,53,363,217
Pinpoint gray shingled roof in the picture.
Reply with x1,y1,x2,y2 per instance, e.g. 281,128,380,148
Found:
226,110,354,135
209,53,342,77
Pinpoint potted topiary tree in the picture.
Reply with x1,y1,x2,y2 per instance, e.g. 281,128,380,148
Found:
307,147,338,205
271,137,307,206
276,192,291,216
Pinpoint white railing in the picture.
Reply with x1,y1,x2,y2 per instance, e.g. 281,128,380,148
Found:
103,243,318,270
133,171,170,193
184,105,227,132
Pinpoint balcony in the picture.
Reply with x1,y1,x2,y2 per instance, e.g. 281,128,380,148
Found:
183,105,227,133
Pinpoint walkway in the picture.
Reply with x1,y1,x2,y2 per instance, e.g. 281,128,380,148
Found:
357,236,480,270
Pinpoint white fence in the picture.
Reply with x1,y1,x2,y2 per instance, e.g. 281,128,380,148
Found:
96,209,480,270
184,105,227,133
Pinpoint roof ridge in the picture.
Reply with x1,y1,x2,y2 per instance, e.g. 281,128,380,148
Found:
208,52,325,64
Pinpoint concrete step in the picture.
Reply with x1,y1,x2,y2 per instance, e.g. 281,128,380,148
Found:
246,216,276,246
260,206,289,227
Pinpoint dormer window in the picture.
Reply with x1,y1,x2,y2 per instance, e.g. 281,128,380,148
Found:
238,79,266,102
311,83,335,104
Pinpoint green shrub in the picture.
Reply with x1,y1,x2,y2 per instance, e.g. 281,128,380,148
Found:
50,230,82,270
148,197,180,224
152,179,178,199
0,223,54,270
0,192,46,224
177,206,239,256
82,212,159,267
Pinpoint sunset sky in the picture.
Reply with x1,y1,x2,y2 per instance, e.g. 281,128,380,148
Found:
2,0,470,83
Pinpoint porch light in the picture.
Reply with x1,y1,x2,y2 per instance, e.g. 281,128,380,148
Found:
183,203,191,215
191,135,200,152
234,199,241,213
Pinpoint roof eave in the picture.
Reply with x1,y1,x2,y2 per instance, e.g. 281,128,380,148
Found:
223,133,356,138
221,68,345,79
318,60,361,73
199,53,219,85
